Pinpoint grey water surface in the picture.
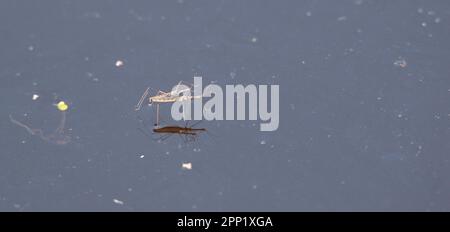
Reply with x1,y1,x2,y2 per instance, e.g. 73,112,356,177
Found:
1,0,450,211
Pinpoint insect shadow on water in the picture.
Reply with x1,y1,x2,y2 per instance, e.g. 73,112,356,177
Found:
10,104,71,145
136,116,211,144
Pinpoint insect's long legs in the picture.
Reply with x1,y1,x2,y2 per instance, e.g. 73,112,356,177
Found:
156,104,160,126
135,87,150,111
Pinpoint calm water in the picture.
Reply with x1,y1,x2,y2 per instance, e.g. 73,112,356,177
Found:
1,0,450,211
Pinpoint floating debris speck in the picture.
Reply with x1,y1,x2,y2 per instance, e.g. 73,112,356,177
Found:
113,199,124,205
394,58,407,68
181,162,192,170
337,16,347,21
56,101,68,112
32,94,39,101
115,60,124,67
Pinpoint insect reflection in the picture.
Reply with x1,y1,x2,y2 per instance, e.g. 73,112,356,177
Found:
137,116,206,143
153,122,206,143
10,111,71,145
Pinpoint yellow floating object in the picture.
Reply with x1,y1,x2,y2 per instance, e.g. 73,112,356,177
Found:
56,101,68,111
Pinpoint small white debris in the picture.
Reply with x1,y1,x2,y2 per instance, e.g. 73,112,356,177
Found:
421,22,427,27
290,103,296,110
28,46,34,51
354,0,363,5
230,72,236,79
394,58,407,68
306,11,312,17
139,155,145,158
181,162,192,170
32,94,39,100
417,8,424,14
260,140,266,145
337,16,347,21
115,60,124,67
435,18,441,23
113,199,124,205
251,37,258,43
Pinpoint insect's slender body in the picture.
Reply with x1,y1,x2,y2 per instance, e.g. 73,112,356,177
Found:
149,94,201,104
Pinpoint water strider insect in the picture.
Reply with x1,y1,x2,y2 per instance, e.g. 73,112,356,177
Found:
135,81,201,109
10,101,71,145
135,81,208,142
134,81,202,125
